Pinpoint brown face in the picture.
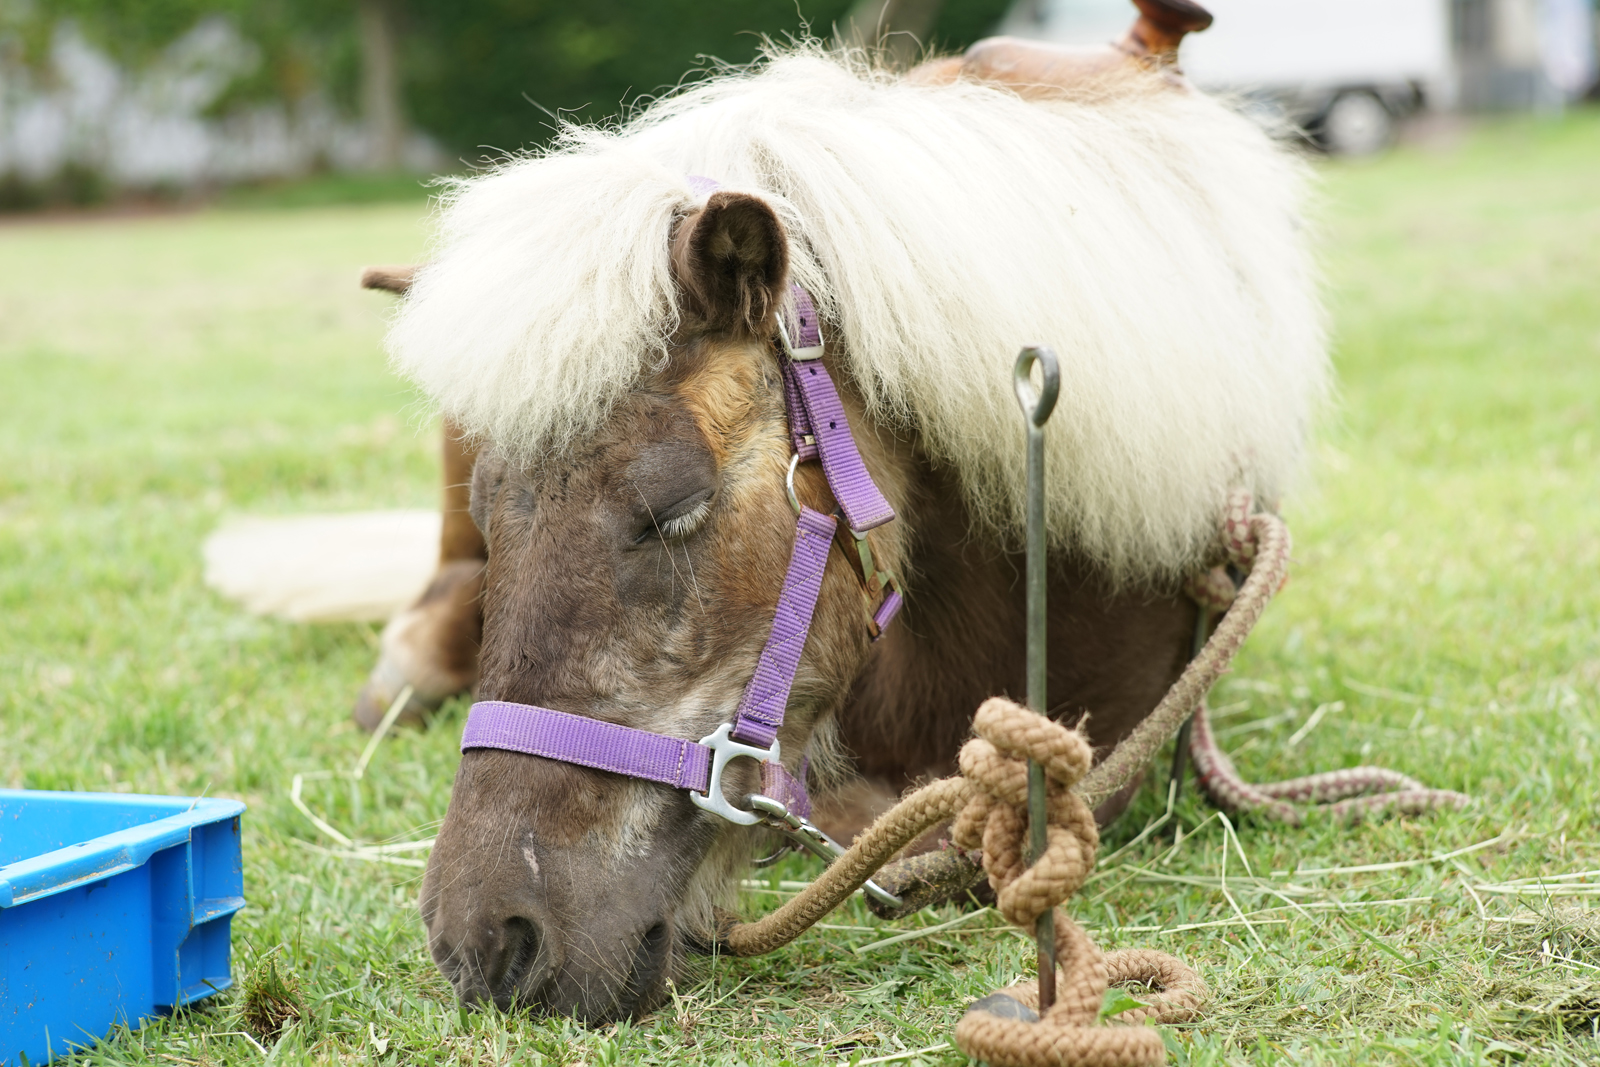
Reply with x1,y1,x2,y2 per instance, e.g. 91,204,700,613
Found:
418,193,900,1021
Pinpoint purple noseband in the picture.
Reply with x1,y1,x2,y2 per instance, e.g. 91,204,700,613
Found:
460,175,902,853
460,703,814,819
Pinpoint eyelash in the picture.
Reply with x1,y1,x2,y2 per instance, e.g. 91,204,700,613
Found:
655,499,712,541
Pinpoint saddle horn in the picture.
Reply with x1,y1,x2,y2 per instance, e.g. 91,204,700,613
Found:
1123,0,1213,60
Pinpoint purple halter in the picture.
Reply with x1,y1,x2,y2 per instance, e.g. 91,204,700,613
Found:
458,178,902,883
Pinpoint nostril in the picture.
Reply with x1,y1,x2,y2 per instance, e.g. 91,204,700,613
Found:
496,916,544,1007
641,921,668,960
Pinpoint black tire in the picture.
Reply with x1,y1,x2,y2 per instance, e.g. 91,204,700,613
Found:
1320,90,1395,157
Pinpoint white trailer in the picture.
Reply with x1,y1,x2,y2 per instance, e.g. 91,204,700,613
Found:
1000,0,1455,154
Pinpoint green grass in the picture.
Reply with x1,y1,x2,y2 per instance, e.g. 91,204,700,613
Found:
215,172,443,211
2,109,1598,1065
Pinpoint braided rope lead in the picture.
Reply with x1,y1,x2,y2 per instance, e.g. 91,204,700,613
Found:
716,492,1465,1061
867,492,1467,912
723,700,1203,1067
1079,490,1470,823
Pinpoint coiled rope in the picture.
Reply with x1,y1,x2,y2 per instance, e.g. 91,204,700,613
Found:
722,700,1204,1066
951,701,1205,1067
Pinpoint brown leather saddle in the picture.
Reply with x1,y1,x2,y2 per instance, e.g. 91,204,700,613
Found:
909,0,1214,97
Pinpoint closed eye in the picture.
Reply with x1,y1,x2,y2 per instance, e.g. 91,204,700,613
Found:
655,497,712,541
633,487,715,545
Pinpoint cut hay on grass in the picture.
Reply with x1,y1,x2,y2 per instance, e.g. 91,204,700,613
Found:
2,110,1598,1065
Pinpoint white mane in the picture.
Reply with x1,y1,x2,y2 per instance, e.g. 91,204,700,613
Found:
390,50,1325,584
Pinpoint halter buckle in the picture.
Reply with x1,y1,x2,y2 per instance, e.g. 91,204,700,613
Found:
689,722,781,827
774,307,825,361
834,520,901,640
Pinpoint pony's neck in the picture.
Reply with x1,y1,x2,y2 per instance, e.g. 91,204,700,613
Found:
835,446,1197,815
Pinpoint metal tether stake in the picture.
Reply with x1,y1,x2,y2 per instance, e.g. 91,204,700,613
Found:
1014,345,1060,1014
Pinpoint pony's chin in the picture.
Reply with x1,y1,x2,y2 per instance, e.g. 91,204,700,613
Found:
606,920,677,1022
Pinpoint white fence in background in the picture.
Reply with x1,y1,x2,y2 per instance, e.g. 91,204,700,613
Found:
0,18,438,188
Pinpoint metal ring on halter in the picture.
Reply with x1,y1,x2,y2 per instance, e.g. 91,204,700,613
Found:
785,453,802,515
775,306,825,361
687,723,781,827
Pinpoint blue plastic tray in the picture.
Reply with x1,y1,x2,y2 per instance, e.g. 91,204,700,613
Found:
0,790,247,1065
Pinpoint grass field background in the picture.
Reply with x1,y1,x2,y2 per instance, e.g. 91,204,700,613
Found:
2,110,1598,1065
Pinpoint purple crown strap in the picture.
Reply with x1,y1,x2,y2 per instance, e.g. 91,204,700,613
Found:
780,367,820,463
731,505,837,747
782,357,896,532
778,286,821,460
784,284,824,349
463,702,712,793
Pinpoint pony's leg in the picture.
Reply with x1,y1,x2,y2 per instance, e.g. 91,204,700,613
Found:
353,420,485,730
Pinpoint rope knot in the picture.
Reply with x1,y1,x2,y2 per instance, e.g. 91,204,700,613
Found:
952,699,1206,1067
954,698,1098,929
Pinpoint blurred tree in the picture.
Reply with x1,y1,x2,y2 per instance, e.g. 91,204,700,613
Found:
358,0,404,167
4,0,1012,165
5,0,344,109
8,0,405,167
401,0,1010,158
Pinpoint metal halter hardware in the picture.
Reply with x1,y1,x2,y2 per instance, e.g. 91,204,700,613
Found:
685,723,782,827
773,305,824,362
459,178,904,906
787,455,902,642
745,795,904,909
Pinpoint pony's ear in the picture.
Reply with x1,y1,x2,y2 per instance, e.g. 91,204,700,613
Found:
469,450,508,542
362,265,416,294
671,191,789,335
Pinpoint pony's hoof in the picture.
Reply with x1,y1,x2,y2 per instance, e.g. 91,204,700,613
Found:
352,673,440,732
351,559,484,732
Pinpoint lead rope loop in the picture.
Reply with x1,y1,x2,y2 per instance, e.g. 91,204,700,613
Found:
1074,492,1294,810
1179,490,1471,825
717,492,1466,1062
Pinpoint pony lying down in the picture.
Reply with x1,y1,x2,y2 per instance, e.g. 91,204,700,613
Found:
360,29,1461,1023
